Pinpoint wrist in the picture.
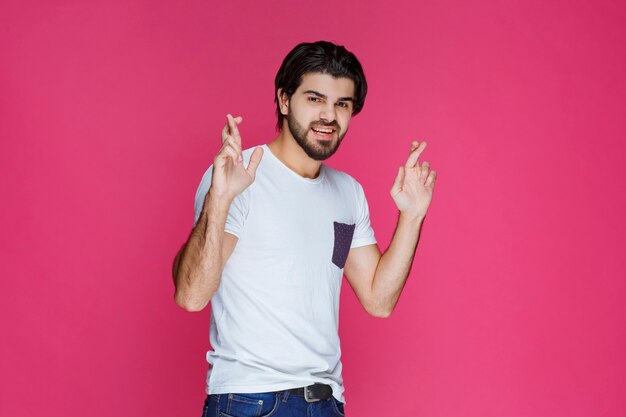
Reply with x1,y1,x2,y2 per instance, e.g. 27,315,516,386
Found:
398,210,425,225
206,189,234,213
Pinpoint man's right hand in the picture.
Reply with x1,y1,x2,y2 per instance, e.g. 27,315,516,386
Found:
211,114,264,200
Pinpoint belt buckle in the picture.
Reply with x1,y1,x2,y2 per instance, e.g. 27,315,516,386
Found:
303,384,321,403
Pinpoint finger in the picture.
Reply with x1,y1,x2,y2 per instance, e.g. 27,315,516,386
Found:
425,170,436,187
390,166,405,195
220,145,239,165
224,137,242,163
221,123,229,144
225,136,242,155
246,147,264,177
217,137,239,163
420,161,430,183
227,114,242,146
405,141,427,169
222,115,243,144
217,137,229,155
215,145,236,166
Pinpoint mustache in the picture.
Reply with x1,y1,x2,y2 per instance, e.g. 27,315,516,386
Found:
310,121,340,130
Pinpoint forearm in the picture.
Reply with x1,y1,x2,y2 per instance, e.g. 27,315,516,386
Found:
370,212,425,316
173,190,231,311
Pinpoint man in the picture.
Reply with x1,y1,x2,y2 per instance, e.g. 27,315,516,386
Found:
173,41,436,417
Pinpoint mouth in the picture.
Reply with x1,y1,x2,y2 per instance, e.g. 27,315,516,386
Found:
310,126,336,140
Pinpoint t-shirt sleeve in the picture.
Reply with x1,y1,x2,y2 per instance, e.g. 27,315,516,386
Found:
193,165,248,238
351,181,377,248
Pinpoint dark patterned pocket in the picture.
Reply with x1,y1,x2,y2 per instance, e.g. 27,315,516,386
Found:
332,222,356,268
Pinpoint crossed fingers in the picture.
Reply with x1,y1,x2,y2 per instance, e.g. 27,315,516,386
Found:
220,114,243,164
406,141,436,186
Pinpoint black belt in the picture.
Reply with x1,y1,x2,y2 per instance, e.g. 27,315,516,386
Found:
285,383,333,402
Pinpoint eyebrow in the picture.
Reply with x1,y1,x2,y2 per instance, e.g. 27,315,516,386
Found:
303,90,354,102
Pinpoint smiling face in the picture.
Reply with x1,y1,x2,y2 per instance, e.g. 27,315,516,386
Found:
280,72,356,160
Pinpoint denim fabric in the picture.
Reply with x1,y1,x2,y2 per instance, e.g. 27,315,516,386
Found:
201,390,346,417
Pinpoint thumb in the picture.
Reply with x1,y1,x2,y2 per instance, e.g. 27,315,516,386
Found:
246,147,264,177
390,166,404,195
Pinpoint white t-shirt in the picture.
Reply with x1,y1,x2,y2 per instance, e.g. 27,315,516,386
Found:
193,144,377,404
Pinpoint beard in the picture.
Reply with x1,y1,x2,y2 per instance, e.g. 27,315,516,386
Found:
286,111,347,161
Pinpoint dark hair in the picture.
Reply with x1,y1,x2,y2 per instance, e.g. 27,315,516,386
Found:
274,41,368,131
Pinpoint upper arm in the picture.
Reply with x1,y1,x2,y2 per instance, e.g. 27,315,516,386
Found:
221,231,239,269
343,243,382,314
172,230,239,311
172,230,239,286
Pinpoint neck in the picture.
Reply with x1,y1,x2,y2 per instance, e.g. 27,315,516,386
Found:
268,128,323,179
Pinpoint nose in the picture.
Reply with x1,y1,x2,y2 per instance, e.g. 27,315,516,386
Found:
319,103,336,123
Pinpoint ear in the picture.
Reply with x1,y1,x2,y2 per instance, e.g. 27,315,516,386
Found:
277,88,289,116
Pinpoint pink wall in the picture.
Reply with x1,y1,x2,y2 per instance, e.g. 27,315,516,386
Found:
2,1,625,416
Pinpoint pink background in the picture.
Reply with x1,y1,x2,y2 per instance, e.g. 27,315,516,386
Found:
1,1,625,416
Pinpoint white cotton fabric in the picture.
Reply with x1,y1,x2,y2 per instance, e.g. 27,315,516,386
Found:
193,144,377,404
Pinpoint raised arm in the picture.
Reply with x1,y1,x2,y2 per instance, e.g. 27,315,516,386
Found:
173,114,263,312
344,141,436,317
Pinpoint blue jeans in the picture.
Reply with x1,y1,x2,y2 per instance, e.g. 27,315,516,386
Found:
201,390,346,417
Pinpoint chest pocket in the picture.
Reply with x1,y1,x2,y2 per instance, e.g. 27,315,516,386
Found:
332,222,356,269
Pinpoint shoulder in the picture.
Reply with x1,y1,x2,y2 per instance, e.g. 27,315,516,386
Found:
324,165,365,202
323,165,366,195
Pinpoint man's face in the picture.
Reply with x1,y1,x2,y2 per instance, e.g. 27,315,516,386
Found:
282,72,355,161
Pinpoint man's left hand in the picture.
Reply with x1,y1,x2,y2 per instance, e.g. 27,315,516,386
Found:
390,141,437,219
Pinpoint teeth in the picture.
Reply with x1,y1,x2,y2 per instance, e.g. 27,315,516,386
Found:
313,128,333,133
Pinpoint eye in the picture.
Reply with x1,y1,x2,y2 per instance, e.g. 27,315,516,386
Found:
308,97,321,102
337,102,348,108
